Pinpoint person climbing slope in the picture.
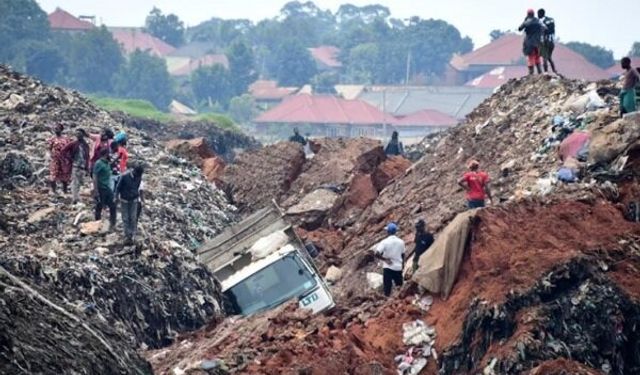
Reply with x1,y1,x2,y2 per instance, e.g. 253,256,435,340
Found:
411,219,434,272
458,160,492,209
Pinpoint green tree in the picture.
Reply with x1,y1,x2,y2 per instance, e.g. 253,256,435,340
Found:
66,26,124,93
311,71,338,94
565,41,615,69
191,64,232,107
227,40,257,96
187,18,252,47
345,42,379,83
0,0,50,62
630,42,640,57
145,7,185,47
21,40,66,82
273,40,317,86
228,94,257,124
113,50,174,110
490,29,507,41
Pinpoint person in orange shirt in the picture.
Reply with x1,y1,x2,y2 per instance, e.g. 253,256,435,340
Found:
113,132,129,173
458,160,492,209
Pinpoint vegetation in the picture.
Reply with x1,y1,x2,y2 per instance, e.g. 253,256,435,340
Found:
90,97,173,122
144,7,185,47
113,50,174,110
630,42,640,57
565,41,615,69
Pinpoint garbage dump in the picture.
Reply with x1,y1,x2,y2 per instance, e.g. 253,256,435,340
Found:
148,74,640,374
112,112,259,163
0,64,240,372
0,265,152,374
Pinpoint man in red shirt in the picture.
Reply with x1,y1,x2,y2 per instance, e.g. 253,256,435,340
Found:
458,160,492,209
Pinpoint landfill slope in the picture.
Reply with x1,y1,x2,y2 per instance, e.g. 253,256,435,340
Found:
147,75,640,374
0,268,152,374
0,64,239,371
113,112,260,163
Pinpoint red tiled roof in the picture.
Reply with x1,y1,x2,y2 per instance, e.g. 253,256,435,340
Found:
465,66,529,88
48,8,95,31
606,57,640,78
109,28,176,56
254,94,394,125
453,33,610,81
171,54,229,76
249,80,298,100
308,46,342,68
394,109,458,127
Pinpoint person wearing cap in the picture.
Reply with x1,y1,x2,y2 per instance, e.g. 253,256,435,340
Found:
411,219,434,272
518,9,544,75
113,132,129,173
289,128,307,145
374,222,406,297
458,160,492,209
48,124,72,194
61,128,91,203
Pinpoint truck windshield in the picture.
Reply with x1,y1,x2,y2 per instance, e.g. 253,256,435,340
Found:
224,255,317,316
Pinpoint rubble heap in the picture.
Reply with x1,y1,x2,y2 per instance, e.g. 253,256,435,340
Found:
0,266,152,374
112,112,259,163
148,75,640,374
0,64,237,369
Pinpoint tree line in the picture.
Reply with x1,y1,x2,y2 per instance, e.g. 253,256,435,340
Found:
2,0,640,118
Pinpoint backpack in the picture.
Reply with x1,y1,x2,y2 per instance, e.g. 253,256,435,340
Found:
543,16,555,37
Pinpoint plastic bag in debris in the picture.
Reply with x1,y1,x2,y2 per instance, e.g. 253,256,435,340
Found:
563,90,605,112
402,320,435,346
366,272,383,290
557,167,577,183
396,348,427,375
250,230,289,261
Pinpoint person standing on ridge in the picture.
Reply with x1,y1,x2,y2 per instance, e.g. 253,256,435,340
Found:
61,128,90,203
538,8,557,74
458,160,492,209
48,124,72,194
115,164,145,245
620,57,640,117
374,222,406,297
385,131,404,156
289,128,307,145
411,219,434,272
518,9,544,75
93,148,117,231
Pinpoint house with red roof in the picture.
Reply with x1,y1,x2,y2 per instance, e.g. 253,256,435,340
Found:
308,46,342,72
254,94,456,141
249,80,299,109
108,27,176,57
48,8,95,33
445,34,610,87
167,54,229,77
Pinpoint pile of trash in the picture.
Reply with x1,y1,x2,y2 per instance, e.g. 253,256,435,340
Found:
0,64,237,369
112,112,259,163
0,265,152,374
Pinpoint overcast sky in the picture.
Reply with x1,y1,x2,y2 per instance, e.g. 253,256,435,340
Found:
38,0,639,58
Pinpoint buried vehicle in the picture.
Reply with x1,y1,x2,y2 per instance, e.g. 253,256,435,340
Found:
198,203,335,316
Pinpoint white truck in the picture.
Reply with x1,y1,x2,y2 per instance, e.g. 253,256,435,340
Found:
198,203,335,316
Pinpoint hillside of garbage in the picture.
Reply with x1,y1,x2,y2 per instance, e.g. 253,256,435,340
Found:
0,65,252,370
149,74,640,374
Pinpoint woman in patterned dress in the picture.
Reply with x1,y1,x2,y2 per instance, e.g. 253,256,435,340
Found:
48,124,72,193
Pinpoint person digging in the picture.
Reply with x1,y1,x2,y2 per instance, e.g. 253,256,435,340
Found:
374,222,406,297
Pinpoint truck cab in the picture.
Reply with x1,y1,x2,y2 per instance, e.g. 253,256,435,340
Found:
198,204,334,316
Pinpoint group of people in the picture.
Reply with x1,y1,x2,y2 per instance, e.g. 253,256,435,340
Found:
519,8,557,75
374,159,491,297
48,126,145,245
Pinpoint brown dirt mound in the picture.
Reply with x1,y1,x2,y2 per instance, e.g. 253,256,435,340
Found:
527,358,604,374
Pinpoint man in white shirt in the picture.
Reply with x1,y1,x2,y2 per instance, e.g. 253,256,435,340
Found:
374,222,406,297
